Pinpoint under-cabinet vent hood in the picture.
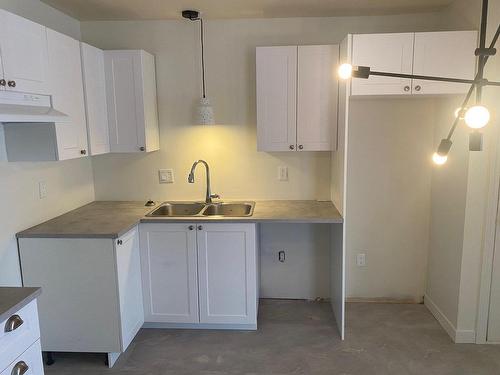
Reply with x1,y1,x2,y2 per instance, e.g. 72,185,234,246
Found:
0,91,69,123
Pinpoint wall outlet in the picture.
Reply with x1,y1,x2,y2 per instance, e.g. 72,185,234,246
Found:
159,169,174,184
38,181,47,199
278,166,288,181
356,253,366,267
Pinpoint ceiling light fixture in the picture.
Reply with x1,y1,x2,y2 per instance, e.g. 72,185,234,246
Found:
182,10,215,125
338,0,499,165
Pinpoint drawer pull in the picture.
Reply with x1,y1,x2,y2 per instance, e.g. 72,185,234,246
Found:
4,314,24,332
11,361,29,375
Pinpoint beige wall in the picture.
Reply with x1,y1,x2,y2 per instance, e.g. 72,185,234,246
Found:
0,1,95,286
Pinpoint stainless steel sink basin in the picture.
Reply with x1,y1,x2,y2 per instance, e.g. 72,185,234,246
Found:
147,202,205,216
146,202,255,217
202,203,255,217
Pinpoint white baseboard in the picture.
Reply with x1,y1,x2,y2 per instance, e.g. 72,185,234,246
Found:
424,294,475,344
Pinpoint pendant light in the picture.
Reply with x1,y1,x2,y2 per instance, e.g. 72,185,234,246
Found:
182,10,215,125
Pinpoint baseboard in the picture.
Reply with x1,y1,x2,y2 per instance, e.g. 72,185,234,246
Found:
424,294,476,343
346,297,421,304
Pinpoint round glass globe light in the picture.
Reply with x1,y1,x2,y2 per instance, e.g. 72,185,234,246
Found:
464,105,490,129
338,63,353,79
432,152,448,165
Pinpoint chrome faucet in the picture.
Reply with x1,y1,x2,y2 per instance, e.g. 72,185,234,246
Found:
188,160,220,204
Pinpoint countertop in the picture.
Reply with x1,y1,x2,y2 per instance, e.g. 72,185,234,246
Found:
0,287,41,322
17,200,343,239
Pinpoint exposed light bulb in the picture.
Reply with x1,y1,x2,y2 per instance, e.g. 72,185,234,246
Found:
432,152,448,165
454,107,467,120
338,63,353,79
464,105,490,129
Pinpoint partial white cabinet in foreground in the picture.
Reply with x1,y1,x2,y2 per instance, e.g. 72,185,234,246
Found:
350,31,477,96
0,299,44,375
19,227,144,368
256,45,338,152
140,223,258,329
104,50,160,153
0,9,49,95
81,43,110,156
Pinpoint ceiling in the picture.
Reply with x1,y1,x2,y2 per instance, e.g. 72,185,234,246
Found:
40,0,456,21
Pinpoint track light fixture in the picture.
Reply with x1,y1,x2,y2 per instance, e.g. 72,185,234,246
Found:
338,0,499,165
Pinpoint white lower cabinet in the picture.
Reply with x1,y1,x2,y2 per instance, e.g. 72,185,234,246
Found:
140,223,259,329
1,340,44,375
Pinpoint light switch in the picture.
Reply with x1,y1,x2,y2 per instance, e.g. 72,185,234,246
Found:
278,166,288,181
38,181,47,199
159,169,174,184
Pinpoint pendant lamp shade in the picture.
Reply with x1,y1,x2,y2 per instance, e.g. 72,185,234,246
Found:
197,97,215,125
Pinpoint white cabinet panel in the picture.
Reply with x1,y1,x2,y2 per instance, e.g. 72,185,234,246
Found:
81,43,110,155
197,224,257,325
140,224,199,323
115,227,144,351
1,340,44,375
47,29,88,160
297,45,338,151
351,33,414,96
413,31,477,95
256,46,297,151
104,50,159,153
0,10,49,95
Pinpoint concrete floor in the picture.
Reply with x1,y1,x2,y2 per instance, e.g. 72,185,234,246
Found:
44,300,500,375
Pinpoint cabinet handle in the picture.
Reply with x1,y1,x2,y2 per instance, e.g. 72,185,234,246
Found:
289,145,295,150
197,225,203,230
188,225,194,231
403,85,410,92
7,80,16,88
80,149,87,155
414,85,422,92
139,146,145,151
4,315,23,332
0,79,5,87
117,239,123,245
11,361,29,375
298,145,304,150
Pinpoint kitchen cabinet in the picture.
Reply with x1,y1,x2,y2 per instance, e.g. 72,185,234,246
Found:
0,10,49,95
104,50,160,153
81,43,110,155
350,31,477,96
140,223,258,329
256,45,338,152
18,227,144,368
47,28,88,160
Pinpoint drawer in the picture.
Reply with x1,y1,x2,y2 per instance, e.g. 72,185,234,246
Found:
0,300,40,372
1,339,44,375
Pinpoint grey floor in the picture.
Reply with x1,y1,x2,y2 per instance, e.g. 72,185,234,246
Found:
44,300,500,375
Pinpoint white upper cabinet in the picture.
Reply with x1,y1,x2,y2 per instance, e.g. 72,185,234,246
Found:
104,50,160,153
256,46,297,151
0,10,49,94
256,45,338,152
47,28,88,160
297,45,338,151
81,43,110,155
350,31,478,96
351,33,414,96
412,31,477,95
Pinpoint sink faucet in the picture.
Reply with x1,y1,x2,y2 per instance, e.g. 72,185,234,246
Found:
188,160,220,204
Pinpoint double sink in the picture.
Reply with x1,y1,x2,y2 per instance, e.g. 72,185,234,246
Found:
147,202,255,217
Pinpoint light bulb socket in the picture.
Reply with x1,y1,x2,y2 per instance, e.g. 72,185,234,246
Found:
352,66,371,79
469,131,483,151
182,10,200,20
437,139,452,156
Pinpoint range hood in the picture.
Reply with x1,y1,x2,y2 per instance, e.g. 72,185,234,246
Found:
0,91,69,123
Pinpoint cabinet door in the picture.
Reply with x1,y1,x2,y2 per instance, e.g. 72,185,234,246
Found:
0,10,49,94
47,29,88,160
197,224,258,325
297,45,338,151
351,33,414,96
81,43,110,155
115,227,143,351
139,224,199,323
413,31,477,95
256,46,297,151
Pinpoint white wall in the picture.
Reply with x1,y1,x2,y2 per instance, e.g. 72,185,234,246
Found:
0,1,95,286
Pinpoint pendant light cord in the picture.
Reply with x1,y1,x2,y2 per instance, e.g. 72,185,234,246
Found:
200,18,206,98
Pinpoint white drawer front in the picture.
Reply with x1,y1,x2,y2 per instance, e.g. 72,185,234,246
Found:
0,300,40,372
1,339,44,375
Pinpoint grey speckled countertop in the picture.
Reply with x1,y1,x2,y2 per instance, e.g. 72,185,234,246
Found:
0,287,41,322
17,200,343,239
